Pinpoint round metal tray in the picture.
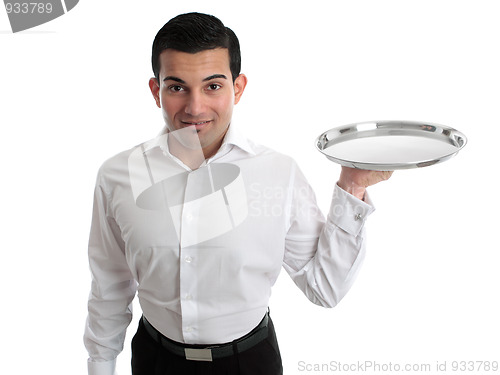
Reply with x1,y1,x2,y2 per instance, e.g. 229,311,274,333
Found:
315,121,467,170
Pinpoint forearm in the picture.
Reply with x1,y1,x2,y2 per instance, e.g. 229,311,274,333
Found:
84,279,136,373
284,184,375,307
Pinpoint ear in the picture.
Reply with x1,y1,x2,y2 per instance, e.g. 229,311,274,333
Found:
233,74,248,105
149,77,161,108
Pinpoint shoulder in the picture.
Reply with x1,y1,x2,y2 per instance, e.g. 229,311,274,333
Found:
98,146,135,175
94,143,143,190
246,138,302,174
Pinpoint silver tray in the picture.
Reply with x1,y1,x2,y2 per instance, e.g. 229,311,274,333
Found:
315,121,467,170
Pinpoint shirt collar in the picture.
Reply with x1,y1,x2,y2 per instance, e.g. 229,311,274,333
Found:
144,123,256,157
219,124,256,156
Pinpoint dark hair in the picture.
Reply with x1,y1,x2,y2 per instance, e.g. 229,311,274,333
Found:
151,12,241,83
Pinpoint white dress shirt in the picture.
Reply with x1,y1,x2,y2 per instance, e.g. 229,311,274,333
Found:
84,125,375,375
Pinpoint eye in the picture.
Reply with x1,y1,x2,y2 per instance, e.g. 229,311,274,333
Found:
168,85,185,93
207,83,222,91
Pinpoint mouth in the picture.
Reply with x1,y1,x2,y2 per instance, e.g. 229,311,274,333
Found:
181,120,212,132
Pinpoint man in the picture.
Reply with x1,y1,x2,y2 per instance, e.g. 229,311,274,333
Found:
84,12,392,375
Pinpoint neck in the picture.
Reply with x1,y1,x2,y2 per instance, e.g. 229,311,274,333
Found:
166,130,206,169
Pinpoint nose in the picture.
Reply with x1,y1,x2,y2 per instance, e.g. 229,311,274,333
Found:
184,91,205,116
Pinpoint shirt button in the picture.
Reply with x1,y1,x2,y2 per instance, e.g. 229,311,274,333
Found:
355,213,363,221
185,256,193,263
186,213,194,221
184,294,192,301
185,326,193,333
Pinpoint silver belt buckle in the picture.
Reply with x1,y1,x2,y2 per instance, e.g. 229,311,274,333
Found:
184,348,213,362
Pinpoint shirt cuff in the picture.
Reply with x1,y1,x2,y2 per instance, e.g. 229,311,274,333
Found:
328,183,375,236
88,359,116,375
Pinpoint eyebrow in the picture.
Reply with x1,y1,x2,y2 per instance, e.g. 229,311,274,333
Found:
203,74,227,82
163,74,228,83
163,76,185,83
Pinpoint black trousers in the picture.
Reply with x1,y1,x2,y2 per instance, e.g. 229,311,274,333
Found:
131,315,283,375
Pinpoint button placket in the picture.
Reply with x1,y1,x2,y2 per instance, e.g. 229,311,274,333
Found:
178,173,199,342
179,246,198,342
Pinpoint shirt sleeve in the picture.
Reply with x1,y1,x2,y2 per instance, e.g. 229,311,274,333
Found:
282,164,375,308
84,171,137,375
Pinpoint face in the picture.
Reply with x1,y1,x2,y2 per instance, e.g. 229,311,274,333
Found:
149,48,247,159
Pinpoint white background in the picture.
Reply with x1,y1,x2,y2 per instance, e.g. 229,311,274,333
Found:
1,1,499,374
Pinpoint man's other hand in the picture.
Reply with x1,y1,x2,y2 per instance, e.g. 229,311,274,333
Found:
337,166,393,200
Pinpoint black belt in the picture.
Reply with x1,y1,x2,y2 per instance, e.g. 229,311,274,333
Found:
142,313,269,362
